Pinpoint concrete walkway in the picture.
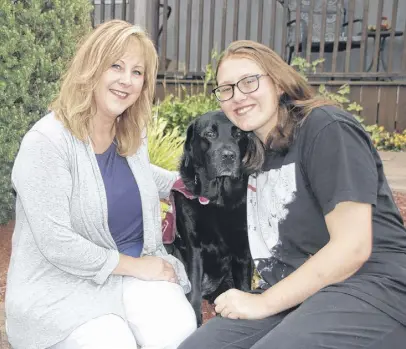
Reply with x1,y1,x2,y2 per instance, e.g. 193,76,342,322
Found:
379,151,406,193
0,151,405,349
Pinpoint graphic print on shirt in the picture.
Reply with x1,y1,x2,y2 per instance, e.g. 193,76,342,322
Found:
247,163,297,285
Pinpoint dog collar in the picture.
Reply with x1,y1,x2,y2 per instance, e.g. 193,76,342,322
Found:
172,178,210,204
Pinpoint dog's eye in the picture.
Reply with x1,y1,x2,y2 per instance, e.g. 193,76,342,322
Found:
233,129,243,138
204,130,216,138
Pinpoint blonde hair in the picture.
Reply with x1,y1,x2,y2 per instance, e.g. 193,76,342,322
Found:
216,40,336,173
50,20,158,156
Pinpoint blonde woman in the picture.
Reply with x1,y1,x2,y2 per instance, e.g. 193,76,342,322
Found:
5,20,196,349
178,40,406,349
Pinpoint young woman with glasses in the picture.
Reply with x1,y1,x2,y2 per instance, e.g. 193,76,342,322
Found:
178,40,406,349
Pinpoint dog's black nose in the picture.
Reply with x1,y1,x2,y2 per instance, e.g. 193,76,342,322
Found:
221,149,236,161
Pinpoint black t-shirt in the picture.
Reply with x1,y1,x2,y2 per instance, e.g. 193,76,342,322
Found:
248,105,406,325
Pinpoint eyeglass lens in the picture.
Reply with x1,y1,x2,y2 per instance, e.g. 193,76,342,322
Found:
214,75,260,101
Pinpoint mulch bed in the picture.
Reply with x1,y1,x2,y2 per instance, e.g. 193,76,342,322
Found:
1,192,406,307
0,221,13,304
393,192,406,218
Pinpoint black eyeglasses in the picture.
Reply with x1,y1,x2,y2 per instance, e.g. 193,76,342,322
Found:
212,74,268,102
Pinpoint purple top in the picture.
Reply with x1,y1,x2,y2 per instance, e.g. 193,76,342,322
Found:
96,142,143,257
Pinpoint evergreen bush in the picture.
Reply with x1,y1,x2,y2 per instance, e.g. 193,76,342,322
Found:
0,0,92,224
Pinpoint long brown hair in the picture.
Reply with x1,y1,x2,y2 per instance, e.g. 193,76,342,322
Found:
216,40,336,173
50,20,158,156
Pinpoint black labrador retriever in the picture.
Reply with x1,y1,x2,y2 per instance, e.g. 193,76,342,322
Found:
170,111,252,325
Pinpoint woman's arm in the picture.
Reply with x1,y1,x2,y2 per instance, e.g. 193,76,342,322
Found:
215,201,372,320
150,164,179,199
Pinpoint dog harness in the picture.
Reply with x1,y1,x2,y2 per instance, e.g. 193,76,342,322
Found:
162,178,209,244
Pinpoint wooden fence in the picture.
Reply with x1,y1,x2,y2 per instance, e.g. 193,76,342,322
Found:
314,82,406,132
92,0,406,81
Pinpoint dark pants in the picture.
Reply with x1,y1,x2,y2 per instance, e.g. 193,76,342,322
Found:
178,292,406,349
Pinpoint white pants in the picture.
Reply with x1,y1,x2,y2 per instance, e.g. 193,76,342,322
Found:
51,277,197,349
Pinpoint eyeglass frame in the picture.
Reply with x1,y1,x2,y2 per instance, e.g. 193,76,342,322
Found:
212,74,268,102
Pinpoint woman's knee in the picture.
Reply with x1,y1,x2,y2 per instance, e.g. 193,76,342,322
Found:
124,280,197,348
150,283,197,347
165,298,197,347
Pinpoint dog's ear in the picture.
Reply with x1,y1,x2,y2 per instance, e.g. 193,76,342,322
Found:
183,121,195,167
180,121,200,191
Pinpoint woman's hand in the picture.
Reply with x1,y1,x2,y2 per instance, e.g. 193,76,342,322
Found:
113,254,178,283
135,256,178,283
214,289,270,320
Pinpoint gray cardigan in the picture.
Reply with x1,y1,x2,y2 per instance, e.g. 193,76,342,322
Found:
5,113,191,349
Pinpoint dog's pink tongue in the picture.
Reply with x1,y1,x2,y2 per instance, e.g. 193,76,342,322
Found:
198,197,210,205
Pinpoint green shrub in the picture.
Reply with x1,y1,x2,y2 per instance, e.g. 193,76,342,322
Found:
148,117,185,171
365,126,406,151
153,51,220,135
152,93,219,135
0,0,92,224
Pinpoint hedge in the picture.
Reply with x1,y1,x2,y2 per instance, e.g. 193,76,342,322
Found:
0,0,92,224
